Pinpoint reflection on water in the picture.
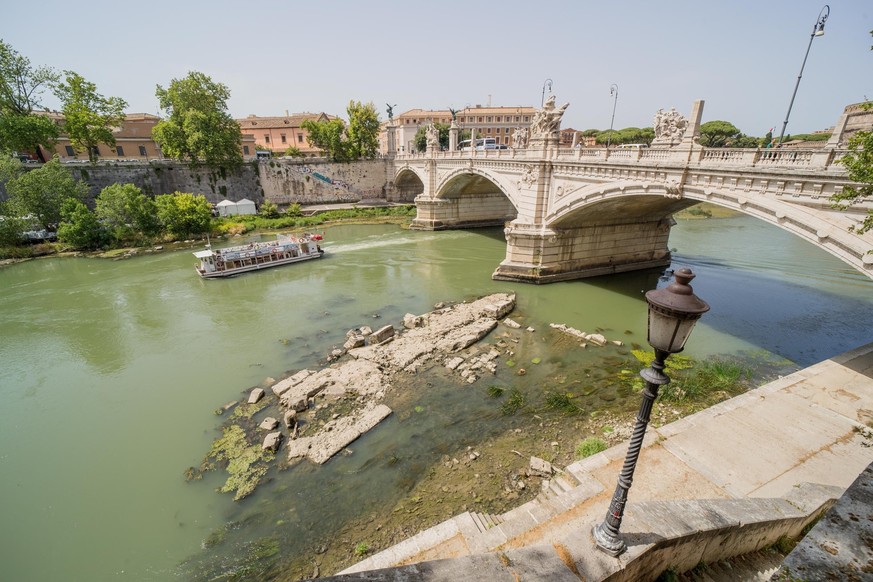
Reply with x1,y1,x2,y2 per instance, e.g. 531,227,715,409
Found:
0,215,872,581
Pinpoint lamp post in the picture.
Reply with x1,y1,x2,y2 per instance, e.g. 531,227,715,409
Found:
777,5,829,146
593,268,710,557
607,84,619,149
542,78,553,107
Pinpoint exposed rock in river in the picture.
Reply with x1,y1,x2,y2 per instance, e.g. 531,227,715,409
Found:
269,293,516,465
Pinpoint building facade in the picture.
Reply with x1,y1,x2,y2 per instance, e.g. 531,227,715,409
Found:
386,105,537,153
34,112,257,162
235,112,336,157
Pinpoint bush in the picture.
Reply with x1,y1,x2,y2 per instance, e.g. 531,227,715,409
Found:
575,437,607,459
259,201,280,218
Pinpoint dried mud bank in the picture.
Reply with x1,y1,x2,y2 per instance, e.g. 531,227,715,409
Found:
262,293,517,466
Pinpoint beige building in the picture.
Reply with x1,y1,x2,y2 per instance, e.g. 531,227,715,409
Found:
235,112,337,157
34,112,258,162
387,105,537,153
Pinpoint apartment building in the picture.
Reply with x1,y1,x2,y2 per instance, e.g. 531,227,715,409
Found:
235,112,336,156
388,105,537,153
34,112,257,162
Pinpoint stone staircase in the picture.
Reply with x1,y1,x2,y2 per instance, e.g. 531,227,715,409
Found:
676,550,786,581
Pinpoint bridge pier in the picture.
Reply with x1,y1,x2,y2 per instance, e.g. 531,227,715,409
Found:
410,194,516,230
492,219,674,283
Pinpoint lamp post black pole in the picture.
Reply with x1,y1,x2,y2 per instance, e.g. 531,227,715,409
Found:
777,5,829,146
592,348,670,556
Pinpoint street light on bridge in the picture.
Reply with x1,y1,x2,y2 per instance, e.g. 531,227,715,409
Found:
777,4,830,146
542,78,553,107
606,84,619,149
593,268,710,557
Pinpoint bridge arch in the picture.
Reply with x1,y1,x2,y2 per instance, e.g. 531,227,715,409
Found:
545,181,873,279
410,166,518,230
393,167,425,203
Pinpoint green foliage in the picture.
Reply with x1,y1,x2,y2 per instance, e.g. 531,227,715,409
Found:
660,357,751,402
283,145,305,158
54,71,127,162
486,385,505,398
575,437,607,459
345,100,380,159
501,388,526,415
152,71,243,168
354,542,370,557
154,191,212,238
57,198,107,249
302,100,381,161
258,200,280,218
596,126,654,146
206,424,273,501
95,183,161,243
5,157,88,229
0,200,28,246
699,120,745,148
0,39,59,154
544,392,580,414
284,202,302,217
833,103,873,234
413,122,451,152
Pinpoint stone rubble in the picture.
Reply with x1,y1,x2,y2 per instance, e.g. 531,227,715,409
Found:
549,323,623,347
264,293,516,465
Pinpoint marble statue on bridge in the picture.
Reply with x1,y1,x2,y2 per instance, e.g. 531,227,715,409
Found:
530,95,570,141
652,107,689,147
512,127,529,149
425,123,439,150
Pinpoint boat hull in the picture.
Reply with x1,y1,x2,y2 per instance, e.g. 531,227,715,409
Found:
195,249,324,279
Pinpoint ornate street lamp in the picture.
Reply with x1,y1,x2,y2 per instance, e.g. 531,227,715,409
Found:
607,84,619,149
777,5,829,146
542,78,553,107
593,268,710,557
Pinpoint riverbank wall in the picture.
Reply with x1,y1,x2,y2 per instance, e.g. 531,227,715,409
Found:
0,158,393,208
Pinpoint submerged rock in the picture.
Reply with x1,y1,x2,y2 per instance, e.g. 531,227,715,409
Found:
248,388,265,404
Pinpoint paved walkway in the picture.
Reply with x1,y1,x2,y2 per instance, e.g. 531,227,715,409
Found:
328,342,873,580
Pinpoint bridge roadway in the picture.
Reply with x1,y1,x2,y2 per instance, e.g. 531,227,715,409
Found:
328,341,873,581
391,141,873,282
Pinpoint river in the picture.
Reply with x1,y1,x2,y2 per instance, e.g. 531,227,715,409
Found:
1,212,871,581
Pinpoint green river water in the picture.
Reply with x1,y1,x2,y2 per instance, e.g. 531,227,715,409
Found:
1,214,872,581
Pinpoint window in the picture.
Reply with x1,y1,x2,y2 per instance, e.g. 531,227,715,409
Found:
264,135,270,143
486,128,491,134
504,137,509,144
243,146,250,155
297,134,303,143
281,134,287,144
65,145,75,156
478,117,483,123
495,116,501,122
139,145,147,156
524,116,529,122
487,116,492,122
90,146,99,157
515,116,520,122
116,145,124,156
496,128,501,134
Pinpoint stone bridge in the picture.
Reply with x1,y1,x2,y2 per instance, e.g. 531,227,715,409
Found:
387,101,873,283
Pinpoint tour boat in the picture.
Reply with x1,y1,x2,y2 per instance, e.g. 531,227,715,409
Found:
194,233,324,278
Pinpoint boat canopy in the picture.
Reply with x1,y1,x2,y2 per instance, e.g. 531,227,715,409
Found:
193,250,214,259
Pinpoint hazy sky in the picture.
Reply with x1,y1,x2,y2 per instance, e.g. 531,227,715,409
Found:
5,0,872,136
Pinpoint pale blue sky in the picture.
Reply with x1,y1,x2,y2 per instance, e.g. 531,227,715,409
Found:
5,0,872,136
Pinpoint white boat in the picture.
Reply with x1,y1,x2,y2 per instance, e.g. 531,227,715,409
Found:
194,233,324,278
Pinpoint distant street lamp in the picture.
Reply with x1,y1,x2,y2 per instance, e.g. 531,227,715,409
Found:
606,84,619,149
593,268,710,557
542,78,553,107
778,5,830,146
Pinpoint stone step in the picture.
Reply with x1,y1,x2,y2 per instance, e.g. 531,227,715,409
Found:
469,511,503,533
677,549,785,582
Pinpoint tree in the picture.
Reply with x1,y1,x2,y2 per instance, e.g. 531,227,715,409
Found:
283,146,305,158
57,198,106,249
833,105,873,235
152,72,243,168
5,157,88,229
301,100,382,161
54,71,127,163
345,101,380,159
0,39,59,157
302,117,350,161
154,192,212,239
95,183,160,242
699,121,750,148
413,122,450,152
